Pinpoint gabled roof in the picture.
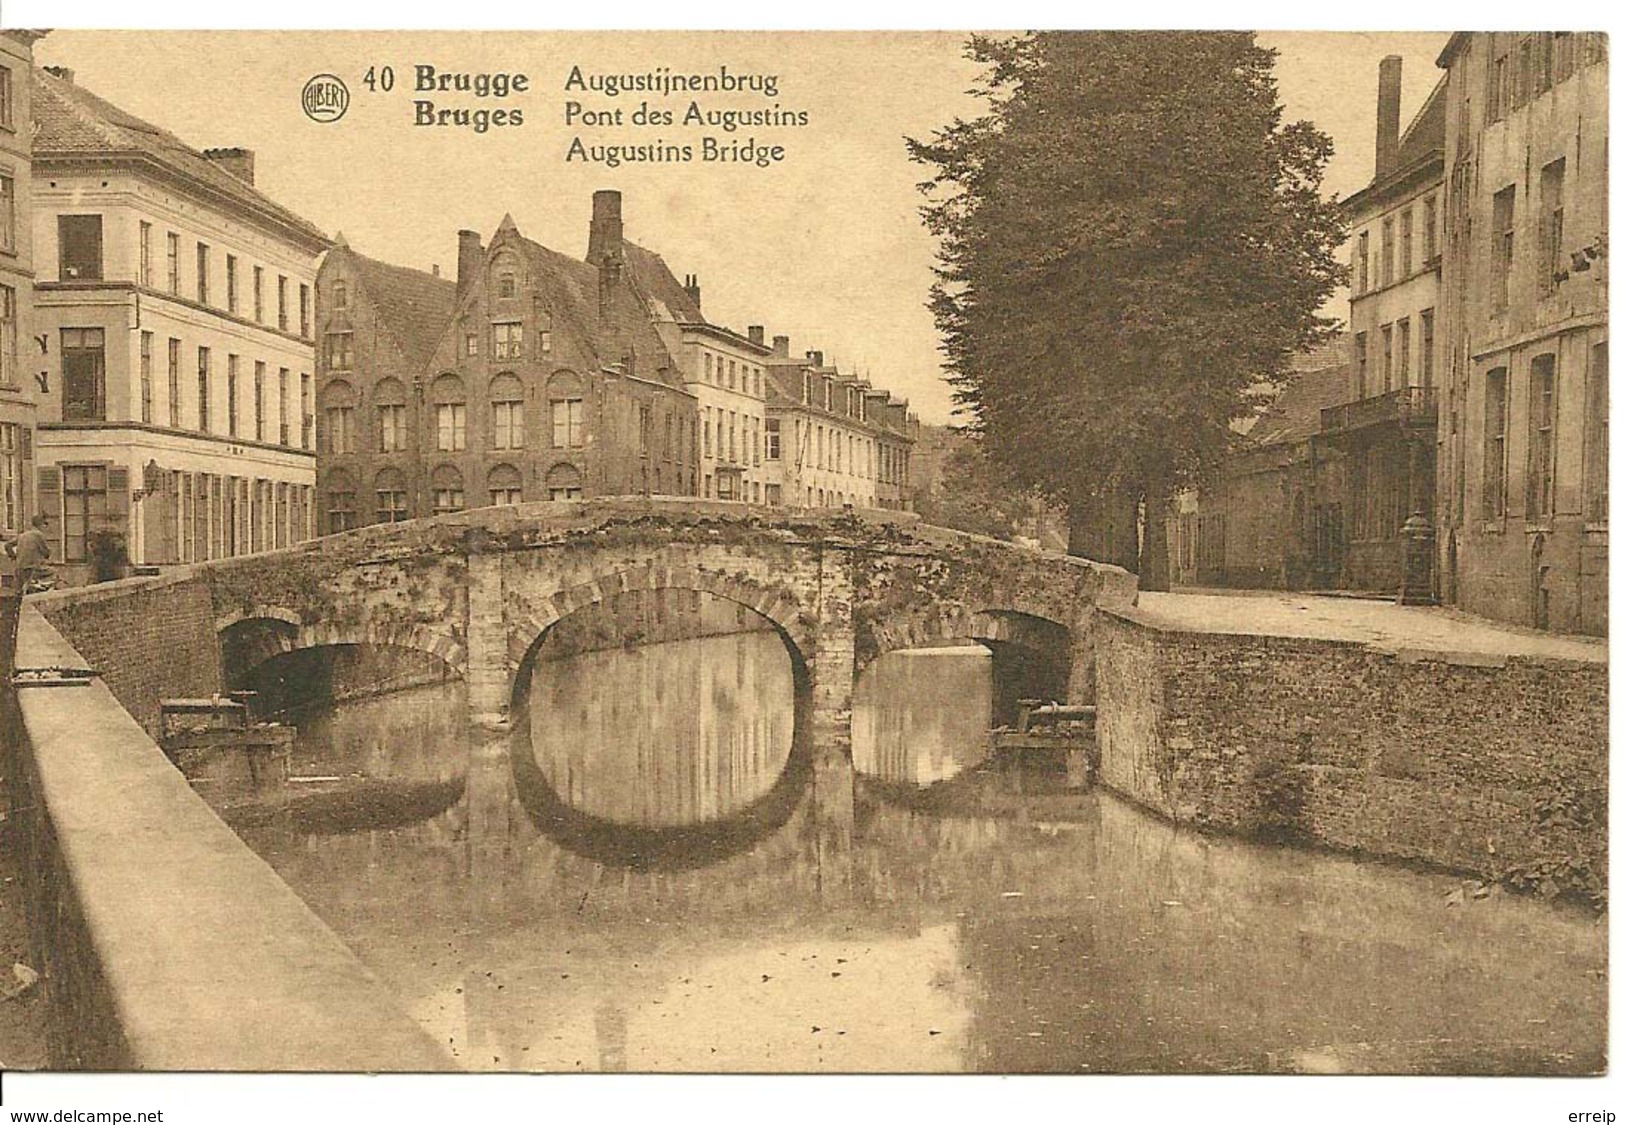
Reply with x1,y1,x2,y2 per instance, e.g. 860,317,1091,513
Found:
33,67,328,250
1250,360,1349,448
623,242,703,323
341,246,458,374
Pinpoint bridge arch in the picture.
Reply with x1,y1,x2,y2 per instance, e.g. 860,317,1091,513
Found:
218,610,467,681
506,563,817,693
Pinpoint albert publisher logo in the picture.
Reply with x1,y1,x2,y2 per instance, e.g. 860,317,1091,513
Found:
302,74,349,123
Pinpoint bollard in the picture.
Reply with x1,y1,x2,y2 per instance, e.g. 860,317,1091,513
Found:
1398,511,1438,607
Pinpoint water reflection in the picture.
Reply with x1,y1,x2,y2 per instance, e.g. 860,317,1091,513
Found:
524,632,796,827
853,646,993,787
238,647,1607,1074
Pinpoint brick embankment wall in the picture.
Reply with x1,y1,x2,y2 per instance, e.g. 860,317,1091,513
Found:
2,607,449,1070
1095,608,1607,899
28,571,223,736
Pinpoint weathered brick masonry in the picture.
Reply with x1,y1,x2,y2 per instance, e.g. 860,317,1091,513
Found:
30,573,224,735
1096,607,1607,897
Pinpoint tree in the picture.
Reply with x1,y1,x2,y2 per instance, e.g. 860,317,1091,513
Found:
908,32,1345,589
913,428,1034,541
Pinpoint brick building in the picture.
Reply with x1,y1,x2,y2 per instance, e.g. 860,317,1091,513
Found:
316,192,700,528
1435,32,1608,634
30,66,326,584
0,32,43,548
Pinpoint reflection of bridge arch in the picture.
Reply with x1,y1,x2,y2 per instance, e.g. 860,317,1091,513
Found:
870,606,1071,660
506,564,817,702
219,607,467,680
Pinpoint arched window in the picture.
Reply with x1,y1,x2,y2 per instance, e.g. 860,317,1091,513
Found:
432,373,466,452
547,370,585,449
490,372,524,450
323,468,357,533
375,377,408,453
493,251,521,300
488,463,522,507
374,466,408,523
430,464,464,515
545,462,584,502
321,379,356,454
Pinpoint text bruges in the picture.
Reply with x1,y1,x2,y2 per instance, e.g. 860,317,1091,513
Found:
414,65,529,132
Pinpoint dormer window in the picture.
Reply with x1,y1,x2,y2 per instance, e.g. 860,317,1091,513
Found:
498,271,516,299
333,280,348,310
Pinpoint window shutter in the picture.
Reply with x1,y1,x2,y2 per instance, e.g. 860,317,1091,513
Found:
35,465,61,552
104,466,131,536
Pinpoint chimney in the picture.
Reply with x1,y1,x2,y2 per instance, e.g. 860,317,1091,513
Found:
747,325,765,347
683,273,702,311
203,147,256,185
43,65,73,83
772,335,790,357
587,190,624,266
457,230,483,303
1376,55,1403,179
808,350,824,368
431,263,440,277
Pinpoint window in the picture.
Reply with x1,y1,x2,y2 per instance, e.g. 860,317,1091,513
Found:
59,215,104,281
1419,310,1435,389
299,284,310,338
1555,32,1577,84
431,466,465,515
0,65,11,130
326,332,354,370
1526,354,1558,520
1492,185,1516,309
1514,36,1533,108
139,222,152,287
377,378,408,452
552,397,584,448
1380,324,1394,393
0,285,14,388
226,255,239,313
61,328,107,421
323,381,356,454
497,271,515,299
168,338,181,427
1541,158,1566,295
1396,318,1411,386
493,321,522,360
196,243,210,304
1380,217,1395,287
226,355,240,436
1422,196,1438,262
765,483,782,506
433,374,467,452
278,368,290,445
324,472,359,532
253,361,266,441
0,173,13,256
301,373,313,448
545,463,583,501
765,416,781,460
704,354,713,383
61,465,109,564
727,360,736,390
253,267,264,322
0,423,21,534
332,279,348,310
1399,209,1413,277
703,407,713,456
464,333,478,357
140,332,154,423
1584,343,1608,523
167,232,180,293
374,469,408,523
491,373,524,449
488,464,523,506
639,405,652,456
1489,52,1510,122
277,275,288,331
1483,366,1509,519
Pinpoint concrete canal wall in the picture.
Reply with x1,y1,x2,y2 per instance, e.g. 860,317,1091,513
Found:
1,605,450,1070
1095,607,1608,898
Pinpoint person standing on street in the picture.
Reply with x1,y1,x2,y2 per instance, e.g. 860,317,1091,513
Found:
2,515,51,672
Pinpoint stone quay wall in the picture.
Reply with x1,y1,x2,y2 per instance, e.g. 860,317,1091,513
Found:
1095,607,1607,899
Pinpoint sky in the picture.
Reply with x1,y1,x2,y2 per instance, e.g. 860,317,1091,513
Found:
35,30,1451,425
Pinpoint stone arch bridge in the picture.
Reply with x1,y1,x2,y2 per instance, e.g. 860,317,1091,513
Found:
75,500,1137,738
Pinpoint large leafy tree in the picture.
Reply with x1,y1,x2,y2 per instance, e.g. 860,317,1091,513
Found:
909,32,1345,588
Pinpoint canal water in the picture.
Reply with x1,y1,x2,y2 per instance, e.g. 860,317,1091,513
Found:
235,603,1606,1074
